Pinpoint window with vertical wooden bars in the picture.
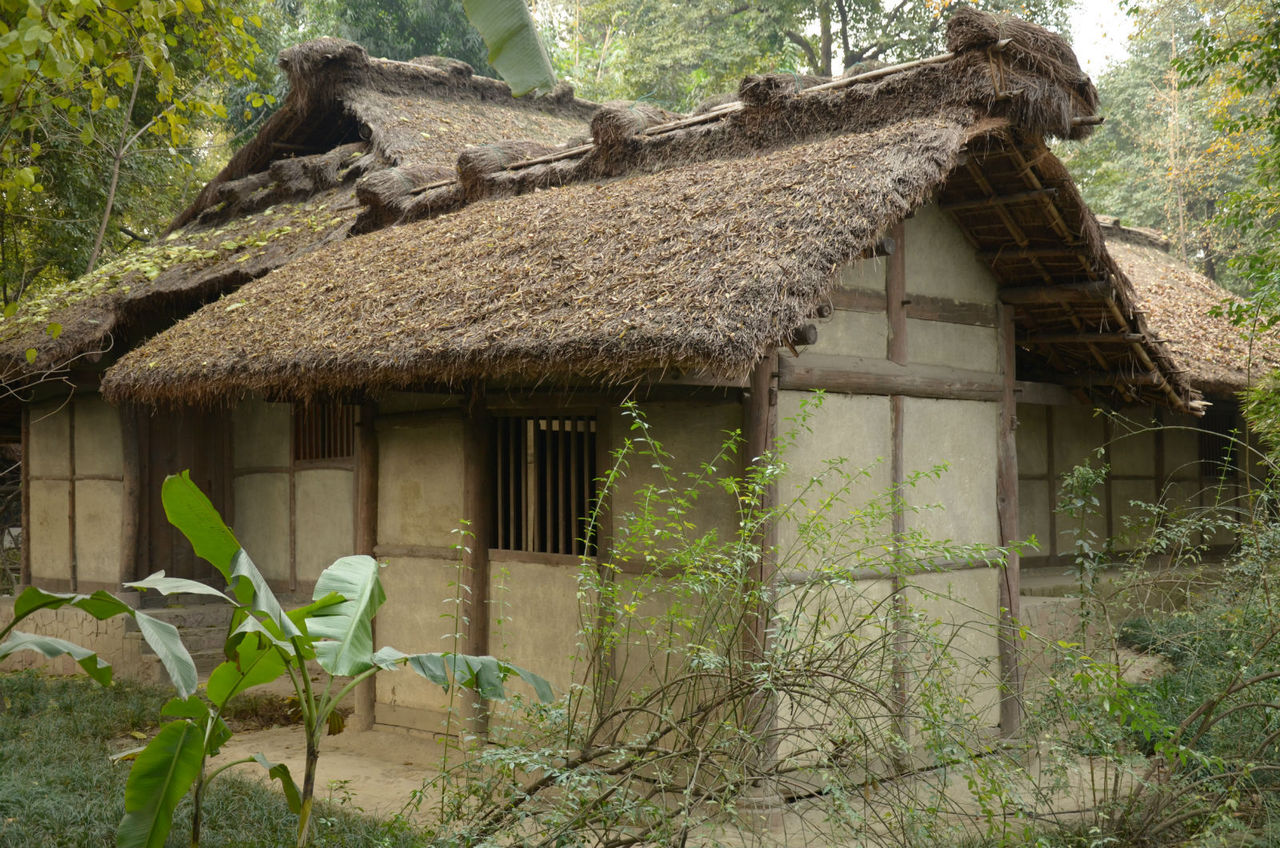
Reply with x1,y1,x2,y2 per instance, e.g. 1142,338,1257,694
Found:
293,401,356,462
491,416,597,556
1200,400,1241,480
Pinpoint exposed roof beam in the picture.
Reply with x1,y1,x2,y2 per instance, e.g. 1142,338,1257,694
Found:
1021,331,1146,345
979,245,1089,260
940,187,1058,212
999,280,1109,304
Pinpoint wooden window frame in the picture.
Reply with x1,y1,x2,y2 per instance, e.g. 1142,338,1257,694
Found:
490,414,598,557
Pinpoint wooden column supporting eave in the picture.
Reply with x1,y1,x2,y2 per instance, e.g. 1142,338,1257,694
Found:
462,386,493,734
352,400,379,731
996,304,1023,736
886,222,908,365
743,351,779,651
19,405,29,588
742,351,780,779
119,406,143,603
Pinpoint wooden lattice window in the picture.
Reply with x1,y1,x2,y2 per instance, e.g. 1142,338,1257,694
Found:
1200,400,1241,480
293,402,356,462
491,416,597,556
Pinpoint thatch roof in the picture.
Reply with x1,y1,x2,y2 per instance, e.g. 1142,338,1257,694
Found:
101,10,1201,414
1100,219,1279,396
0,40,591,379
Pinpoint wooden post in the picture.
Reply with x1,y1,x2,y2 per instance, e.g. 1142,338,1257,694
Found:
743,352,779,653
67,399,76,592
889,393,910,755
742,350,780,793
996,304,1023,736
886,222,908,365
353,400,379,731
462,385,493,734
19,405,29,588
119,407,142,597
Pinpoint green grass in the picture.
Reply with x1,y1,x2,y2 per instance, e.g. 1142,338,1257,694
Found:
0,671,422,847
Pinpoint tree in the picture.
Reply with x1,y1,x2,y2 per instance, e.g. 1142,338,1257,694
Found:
538,0,1072,111
1179,0,1279,293
1060,0,1265,289
0,0,264,302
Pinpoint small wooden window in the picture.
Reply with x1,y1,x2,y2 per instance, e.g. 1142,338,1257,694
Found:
293,402,355,462
1200,401,1241,480
491,416,597,556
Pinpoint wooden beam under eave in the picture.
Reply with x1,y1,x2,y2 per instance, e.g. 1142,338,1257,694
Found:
998,280,1110,305
778,355,1004,402
1022,331,1145,346
979,245,1090,261
940,187,1059,212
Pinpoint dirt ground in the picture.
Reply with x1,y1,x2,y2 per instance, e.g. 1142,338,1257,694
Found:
209,723,450,819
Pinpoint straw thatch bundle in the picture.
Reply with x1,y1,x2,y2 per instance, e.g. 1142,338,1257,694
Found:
1105,226,1279,395
101,9,1160,408
590,103,681,148
457,140,560,196
738,73,828,108
101,116,977,406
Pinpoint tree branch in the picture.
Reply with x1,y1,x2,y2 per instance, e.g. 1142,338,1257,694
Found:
784,30,821,75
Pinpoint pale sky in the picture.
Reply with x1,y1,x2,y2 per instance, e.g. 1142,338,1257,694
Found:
1069,0,1136,78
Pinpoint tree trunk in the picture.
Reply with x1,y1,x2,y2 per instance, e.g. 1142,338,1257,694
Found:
819,1,833,76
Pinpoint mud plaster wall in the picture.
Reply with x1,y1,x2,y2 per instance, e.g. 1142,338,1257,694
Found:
232,400,291,584
230,399,356,587
605,400,744,546
26,395,125,587
1016,403,1244,561
904,204,999,304
776,391,892,559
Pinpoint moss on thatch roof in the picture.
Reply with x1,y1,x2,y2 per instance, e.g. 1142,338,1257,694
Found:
1104,222,1279,395
0,38,591,379
103,117,972,405
98,10,1202,414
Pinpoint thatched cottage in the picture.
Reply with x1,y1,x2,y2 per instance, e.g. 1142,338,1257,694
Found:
1,10,1265,735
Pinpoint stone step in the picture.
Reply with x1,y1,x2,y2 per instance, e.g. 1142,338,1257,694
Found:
136,649,226,685
126,603,234,633
126,624,228,656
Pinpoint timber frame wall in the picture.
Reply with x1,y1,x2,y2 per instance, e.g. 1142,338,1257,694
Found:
776,218,1023,734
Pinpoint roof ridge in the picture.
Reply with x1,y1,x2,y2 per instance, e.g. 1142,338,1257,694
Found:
351,10,1100,235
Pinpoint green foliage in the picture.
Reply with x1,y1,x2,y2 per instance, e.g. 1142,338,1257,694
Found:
0,0,267,303
1060,0,1266,292
311,0,493,69
1,471,550,848
0,672,422,847
412,398,1031,847
539,0,1071,110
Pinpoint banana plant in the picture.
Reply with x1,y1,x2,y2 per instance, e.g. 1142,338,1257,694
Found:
2,472,552,848
462,0,557,96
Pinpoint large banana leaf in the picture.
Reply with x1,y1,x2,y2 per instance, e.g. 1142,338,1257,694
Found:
124,572,232,603
462,0,556,96
161,471,240,585
134,612,198,699
306,556,385,677
229,550,301,639
1,586,196,697
116,720,205,848
252,754,302,814
0,630,113,685
206,636,287,707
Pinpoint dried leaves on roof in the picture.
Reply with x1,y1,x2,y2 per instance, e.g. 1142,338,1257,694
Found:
1110,234,1279,394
